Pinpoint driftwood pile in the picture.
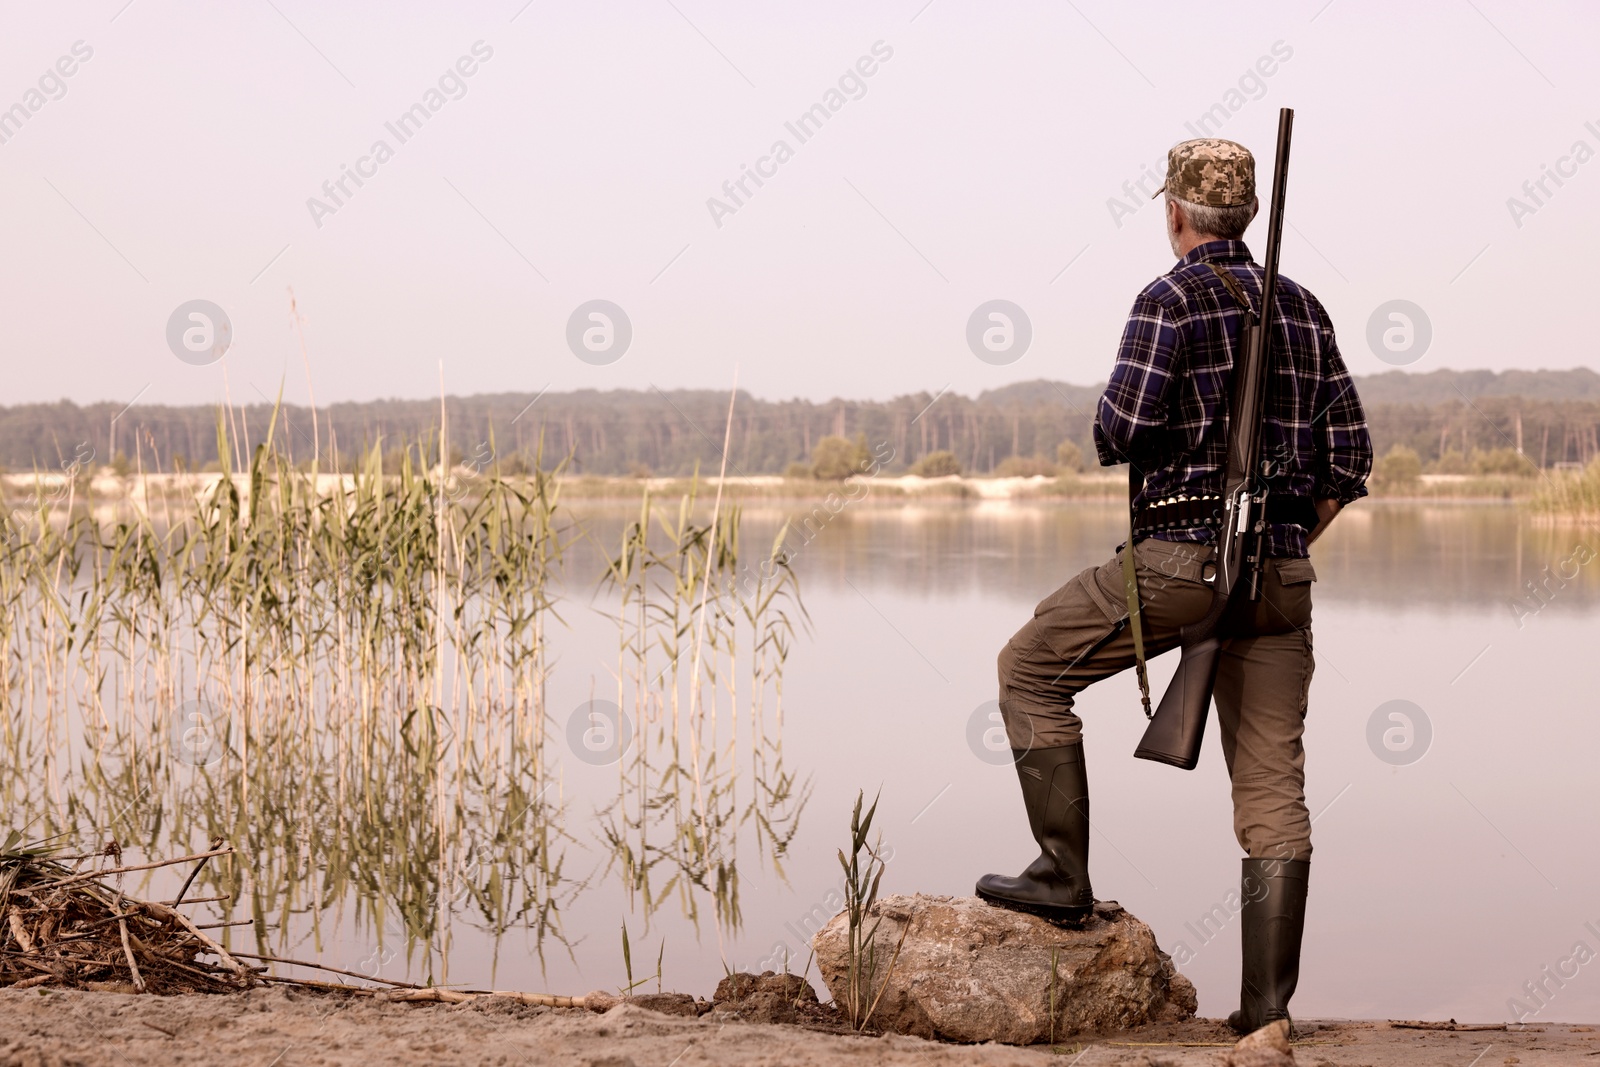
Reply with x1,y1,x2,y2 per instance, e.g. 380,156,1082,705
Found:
0,833,687,1010
0,835,252,995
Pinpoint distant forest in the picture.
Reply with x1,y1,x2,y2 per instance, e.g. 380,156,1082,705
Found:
4,368,1600,477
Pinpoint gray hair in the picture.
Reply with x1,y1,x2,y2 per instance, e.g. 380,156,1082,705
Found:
1166,193,1256,241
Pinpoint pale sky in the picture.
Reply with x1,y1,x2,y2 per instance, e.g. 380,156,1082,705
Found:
2,0,1596,410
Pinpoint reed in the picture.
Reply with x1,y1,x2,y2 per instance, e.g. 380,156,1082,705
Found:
596,482,809,936
835,789,902,1032
4,415,568,974
0,401,804,982
1529,457,1600,517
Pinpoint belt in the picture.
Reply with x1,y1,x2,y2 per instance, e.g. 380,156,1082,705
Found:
1132,493,1319,536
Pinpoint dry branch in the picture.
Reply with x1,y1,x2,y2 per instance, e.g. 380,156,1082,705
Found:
1,843,249,994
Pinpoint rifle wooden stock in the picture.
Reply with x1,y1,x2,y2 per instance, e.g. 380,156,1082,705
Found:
1133,635,1221,770
1133,589,1227,769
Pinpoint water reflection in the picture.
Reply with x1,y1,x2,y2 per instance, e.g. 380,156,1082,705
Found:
561,501,1598,613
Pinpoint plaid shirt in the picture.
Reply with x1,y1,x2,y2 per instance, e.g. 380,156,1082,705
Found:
1093,240,1372,559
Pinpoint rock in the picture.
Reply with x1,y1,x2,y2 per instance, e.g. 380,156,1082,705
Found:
1225,1019,1295,1067
709,971,819,1024
811,894,1196,1044
1160,970,1199,1021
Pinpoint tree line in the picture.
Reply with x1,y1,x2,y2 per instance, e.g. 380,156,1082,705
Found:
3,369,1599,477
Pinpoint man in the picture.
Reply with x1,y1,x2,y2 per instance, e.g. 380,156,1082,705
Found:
975,138,1372,1034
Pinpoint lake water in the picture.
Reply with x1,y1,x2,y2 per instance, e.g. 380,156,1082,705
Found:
604,500,1600,1019
532,500,1600,1021
14,499,1600,1022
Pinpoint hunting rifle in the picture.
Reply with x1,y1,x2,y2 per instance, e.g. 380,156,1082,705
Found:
1133,106,1295,770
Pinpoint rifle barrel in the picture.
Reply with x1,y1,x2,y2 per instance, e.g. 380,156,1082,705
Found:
1257,107,1295,358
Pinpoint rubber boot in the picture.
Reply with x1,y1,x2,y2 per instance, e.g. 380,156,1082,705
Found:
1228,856,1310,1035
975,743,1094,923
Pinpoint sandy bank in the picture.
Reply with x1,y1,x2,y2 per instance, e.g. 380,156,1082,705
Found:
2,989,1593,1067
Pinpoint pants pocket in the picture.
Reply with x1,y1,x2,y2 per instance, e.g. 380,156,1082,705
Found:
1032,563,1124,665
1235,558,1314,635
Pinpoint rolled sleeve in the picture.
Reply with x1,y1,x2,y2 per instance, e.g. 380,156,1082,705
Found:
1311,326,1372,504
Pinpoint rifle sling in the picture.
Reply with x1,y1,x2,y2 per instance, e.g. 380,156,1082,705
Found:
1207,261,1256,319
1123,464,1152,718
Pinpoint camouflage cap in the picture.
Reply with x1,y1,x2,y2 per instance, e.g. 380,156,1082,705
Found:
1153,138,1256,207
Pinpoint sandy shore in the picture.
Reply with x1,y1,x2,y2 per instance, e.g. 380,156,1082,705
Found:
1,989,1592,1066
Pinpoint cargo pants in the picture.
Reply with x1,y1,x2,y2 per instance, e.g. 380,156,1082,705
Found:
996,537,1317,859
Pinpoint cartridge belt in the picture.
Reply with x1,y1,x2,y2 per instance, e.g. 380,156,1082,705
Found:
1132,493,1319,536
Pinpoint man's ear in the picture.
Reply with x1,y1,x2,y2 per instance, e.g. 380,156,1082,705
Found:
1250,196,1261,225
1166,198,1184,233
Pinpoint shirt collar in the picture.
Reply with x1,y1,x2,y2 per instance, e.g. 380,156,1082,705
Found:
1174,239,1254,268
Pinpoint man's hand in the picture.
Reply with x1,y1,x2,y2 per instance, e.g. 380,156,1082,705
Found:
1307,498,1342,545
